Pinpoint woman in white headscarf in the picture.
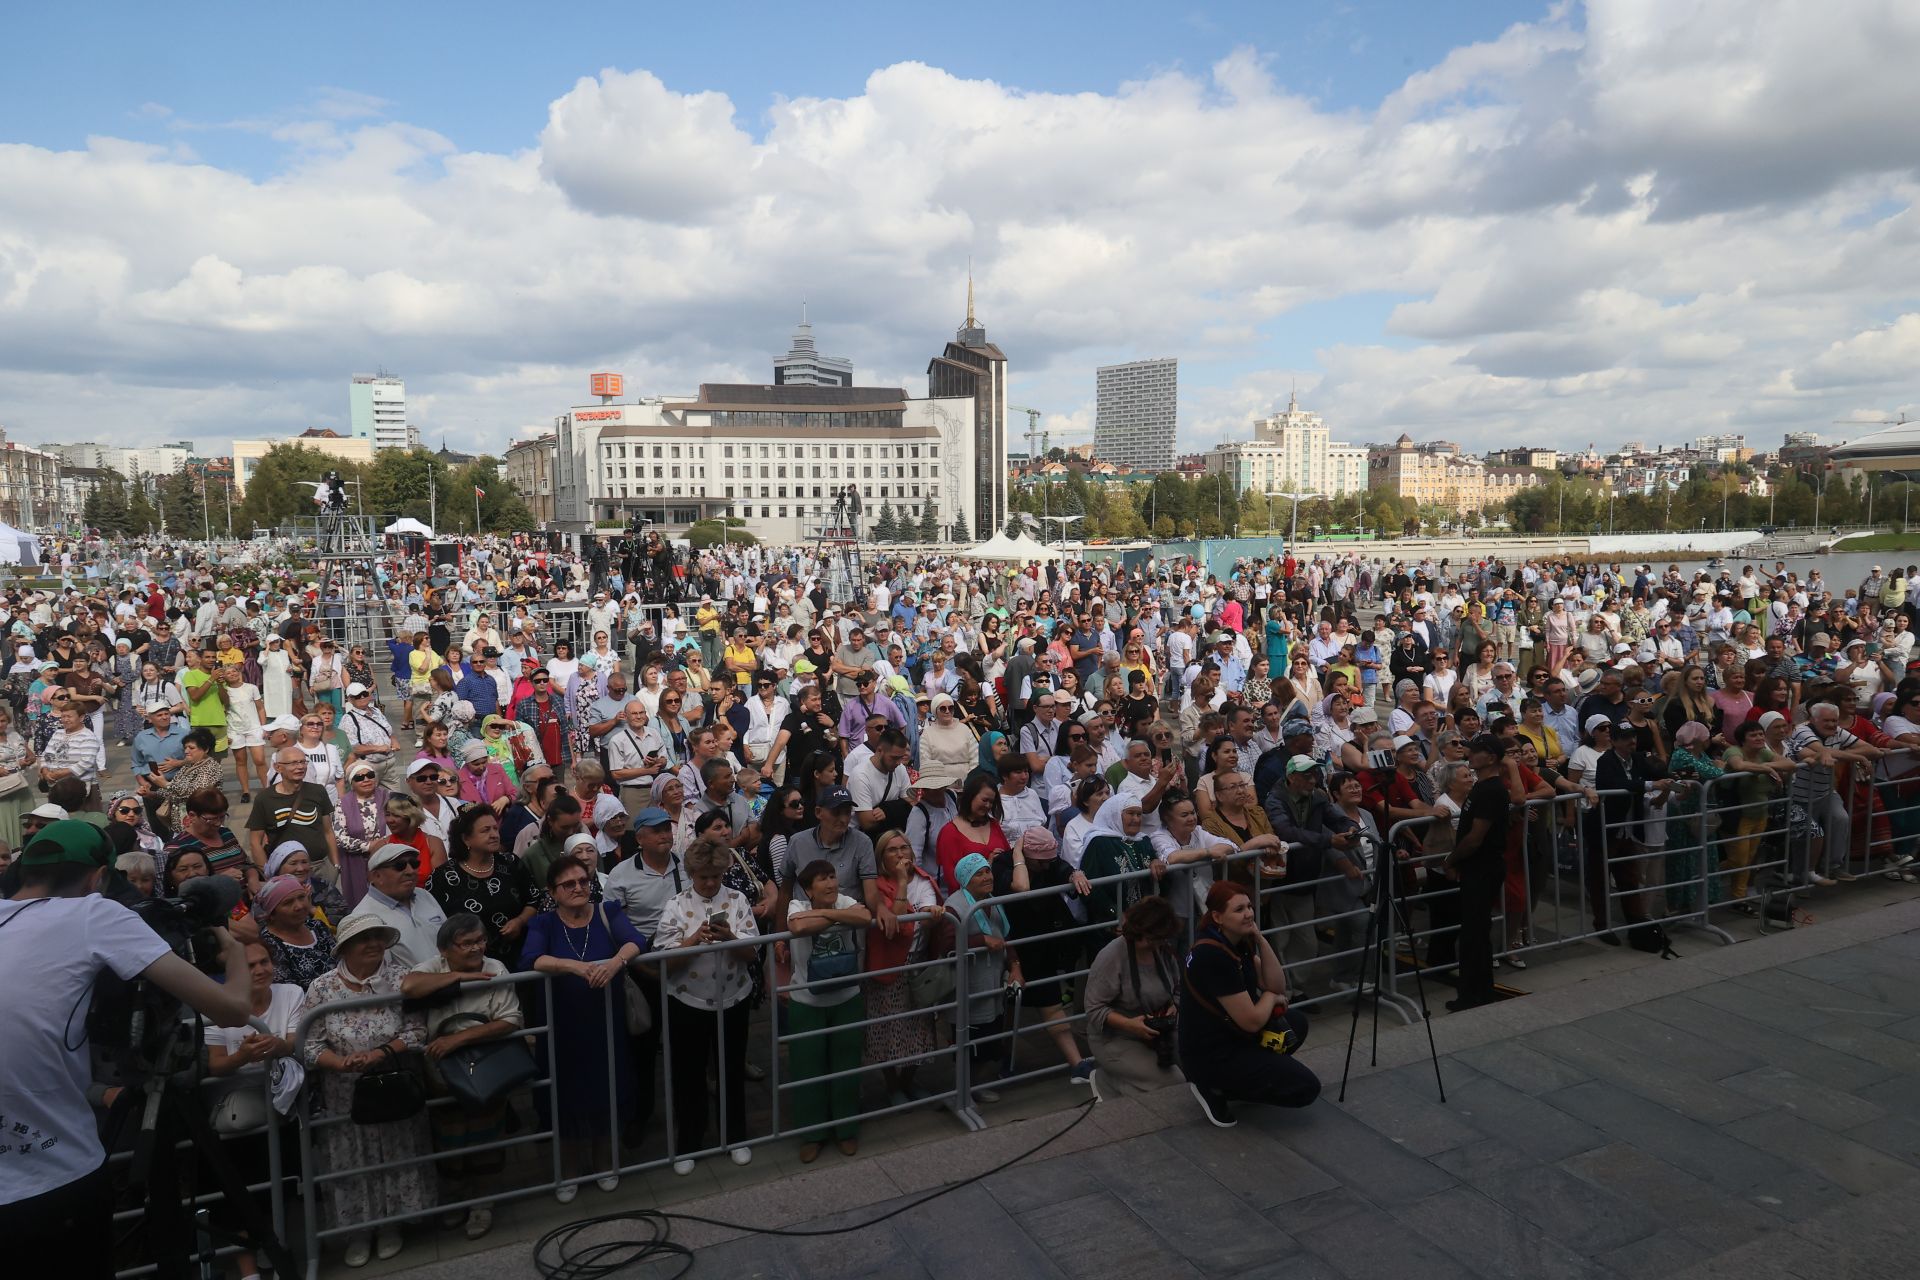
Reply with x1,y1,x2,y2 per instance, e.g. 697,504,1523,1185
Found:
1081,796,1165,933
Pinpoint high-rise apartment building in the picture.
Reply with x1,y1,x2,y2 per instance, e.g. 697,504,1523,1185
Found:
1093,358,1177,471
773,310,854,387
349,374,414,451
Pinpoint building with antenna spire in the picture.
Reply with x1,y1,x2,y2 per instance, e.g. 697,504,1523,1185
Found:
773,305,854,386
1201,391,1368,500
927,268,1009,537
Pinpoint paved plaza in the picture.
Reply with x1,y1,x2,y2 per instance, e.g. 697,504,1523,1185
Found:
370,898,1920,1280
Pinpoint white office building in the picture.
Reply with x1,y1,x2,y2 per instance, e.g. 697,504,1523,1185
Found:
349,374,415,451
551,384,980,543
1094,358,1177,471
1202,393,1368,499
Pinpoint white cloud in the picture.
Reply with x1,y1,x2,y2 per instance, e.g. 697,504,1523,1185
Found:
3,0,1920,466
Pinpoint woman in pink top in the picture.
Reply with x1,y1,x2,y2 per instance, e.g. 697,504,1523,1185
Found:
1708,664,1754,741
454,741,514,810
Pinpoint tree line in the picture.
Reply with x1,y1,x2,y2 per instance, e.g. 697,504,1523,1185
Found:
82,444,536,539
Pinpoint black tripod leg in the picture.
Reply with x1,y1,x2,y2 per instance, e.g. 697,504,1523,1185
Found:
1386,870,1447,1103
1337,882,1386,1102
167,1091,304,1280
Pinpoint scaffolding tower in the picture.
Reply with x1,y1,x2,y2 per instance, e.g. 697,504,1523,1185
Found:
809,488,866,605
283,514,395,653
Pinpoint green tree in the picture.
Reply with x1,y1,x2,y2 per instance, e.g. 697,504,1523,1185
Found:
949,507,970,543
84,471,130,536
917,504,939,542
236,444,345,534
685,518,757,550
876,502,899,542
450,459,535,534
157,471,208,539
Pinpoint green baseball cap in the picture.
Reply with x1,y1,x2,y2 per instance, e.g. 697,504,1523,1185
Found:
19,818,114,868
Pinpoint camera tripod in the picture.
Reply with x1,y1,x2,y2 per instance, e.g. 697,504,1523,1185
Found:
122,996,301,1280
1337,841,1445,1102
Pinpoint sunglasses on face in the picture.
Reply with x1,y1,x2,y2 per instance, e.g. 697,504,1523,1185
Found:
554,878,590,892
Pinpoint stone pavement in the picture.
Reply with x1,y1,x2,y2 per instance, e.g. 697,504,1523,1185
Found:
374,897,1920,1280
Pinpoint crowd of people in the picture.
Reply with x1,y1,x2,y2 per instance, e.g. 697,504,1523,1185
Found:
7,528,1919,1274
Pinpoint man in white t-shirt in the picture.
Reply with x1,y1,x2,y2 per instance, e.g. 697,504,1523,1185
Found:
0,820,251,1272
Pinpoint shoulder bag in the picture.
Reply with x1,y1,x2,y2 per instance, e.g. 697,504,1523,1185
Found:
348,1045,426,1123
598,904,655,1036
433,1011,539,1108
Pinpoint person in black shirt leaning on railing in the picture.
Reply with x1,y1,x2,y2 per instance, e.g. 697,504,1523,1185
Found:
1441,734,1516,1011
1178,879,1320,1128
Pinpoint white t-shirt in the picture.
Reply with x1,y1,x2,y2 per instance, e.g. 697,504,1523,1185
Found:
202,982,304,1109
786,893,864,1008
0,895,170,1200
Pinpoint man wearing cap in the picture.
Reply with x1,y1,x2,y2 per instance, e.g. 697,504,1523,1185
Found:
340,681,401,789
354,842,448,967
1213,630,1247,695
405,757,460,848
1261,755,1347,987
836,668,903,754
131,702,187,783
0,819,252,1272
779,786,879,923
1254,717,1317,804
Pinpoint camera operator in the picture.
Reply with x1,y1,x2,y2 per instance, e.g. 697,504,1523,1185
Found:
0,819,250,1272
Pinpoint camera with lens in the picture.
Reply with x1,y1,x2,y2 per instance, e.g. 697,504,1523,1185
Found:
133,875,242,974
1144,1012,1179,1070
91,876,242,1068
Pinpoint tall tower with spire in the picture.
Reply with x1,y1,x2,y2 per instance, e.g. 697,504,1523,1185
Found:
773,304,854,386
928,268,1008,535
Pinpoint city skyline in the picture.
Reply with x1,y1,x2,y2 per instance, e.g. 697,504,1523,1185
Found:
3,3,1919,463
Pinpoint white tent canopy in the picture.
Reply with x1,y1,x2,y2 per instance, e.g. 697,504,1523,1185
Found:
1007,533,1064,562
383,517,433,537
965,532,1025,560
0,521,41,566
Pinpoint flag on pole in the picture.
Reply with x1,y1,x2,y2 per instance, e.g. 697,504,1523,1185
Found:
474,487,486,498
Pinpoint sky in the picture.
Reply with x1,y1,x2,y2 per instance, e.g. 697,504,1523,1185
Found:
3,0,1920,463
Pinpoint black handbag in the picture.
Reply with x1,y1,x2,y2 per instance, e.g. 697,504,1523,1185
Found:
349,1046,426,1123
435,1012,539,1108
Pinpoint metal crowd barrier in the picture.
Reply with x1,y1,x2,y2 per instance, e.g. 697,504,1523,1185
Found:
111,757,1920,1275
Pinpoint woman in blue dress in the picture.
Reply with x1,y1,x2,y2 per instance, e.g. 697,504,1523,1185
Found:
520,854,649,1200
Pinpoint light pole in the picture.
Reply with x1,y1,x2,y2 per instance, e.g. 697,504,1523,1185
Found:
224,479,233,537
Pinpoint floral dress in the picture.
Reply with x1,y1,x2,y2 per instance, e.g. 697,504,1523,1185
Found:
568,679,599,770
261,915,338,989
297,959,433,1233
108,653,141,742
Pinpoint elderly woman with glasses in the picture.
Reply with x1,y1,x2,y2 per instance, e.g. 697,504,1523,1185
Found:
399,912,526,1241
298,912,432,1268
519,853,648,1199
330,762,392,906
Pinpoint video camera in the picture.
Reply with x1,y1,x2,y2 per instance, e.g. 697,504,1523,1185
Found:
90,876,243,1067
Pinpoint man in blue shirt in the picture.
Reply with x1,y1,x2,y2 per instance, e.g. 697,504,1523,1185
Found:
453,648,501,717
131,704,187,778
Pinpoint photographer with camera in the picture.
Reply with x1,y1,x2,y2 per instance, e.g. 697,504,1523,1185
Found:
0,818,251,1273
1083,895,1185,1099
1179,880,1321,1128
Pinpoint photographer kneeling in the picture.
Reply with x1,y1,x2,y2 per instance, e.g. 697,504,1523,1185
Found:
1179,880,1321,1127
0,819,252,1274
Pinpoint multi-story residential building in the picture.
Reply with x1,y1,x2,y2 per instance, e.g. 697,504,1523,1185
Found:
1203,394,1367,499
505,434,558,526
1486,447,1560,470
52,441,195,479
349,374,415,451
1093,357,1176,472
0,430,65,529
1370,434,1545,514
